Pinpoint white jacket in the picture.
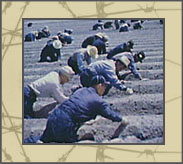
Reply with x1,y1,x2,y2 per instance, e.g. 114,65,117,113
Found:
29,72,68,104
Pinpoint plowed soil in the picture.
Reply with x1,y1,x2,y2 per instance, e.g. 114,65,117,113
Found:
24,19,164,143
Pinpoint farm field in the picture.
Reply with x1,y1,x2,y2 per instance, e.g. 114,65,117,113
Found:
24,19,164,143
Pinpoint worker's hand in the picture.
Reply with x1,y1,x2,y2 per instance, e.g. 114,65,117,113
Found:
111,117,129,139
121,117,129,126
141,78,149,81
126,88,133,95
120,80,127,84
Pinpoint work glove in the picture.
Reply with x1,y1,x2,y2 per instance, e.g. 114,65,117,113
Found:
126,88,133,95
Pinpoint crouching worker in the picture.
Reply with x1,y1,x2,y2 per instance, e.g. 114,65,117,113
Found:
119,23,130,32
57,32,73,45
68,45,98,75
114,51,146,80
92,20,104,30
107,40,134,59
24,75,127,143
133,21,143,30
39,40,62,62
81,33,109,55
37,26,51,39
24,31,39,42
24,66,74,118
80,56,134,95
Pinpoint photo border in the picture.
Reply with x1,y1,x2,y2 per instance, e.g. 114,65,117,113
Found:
1,0,182,163
22,17,165,146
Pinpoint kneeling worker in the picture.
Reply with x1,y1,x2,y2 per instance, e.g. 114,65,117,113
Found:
114,51,146,80
39,40,62,62
68,45,98,75
24,75,128,143
80,56,134,95
24,66,74,118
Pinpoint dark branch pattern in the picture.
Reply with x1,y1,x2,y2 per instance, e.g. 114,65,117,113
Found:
57,145,76,162
96,145,113,162
2,2,12,14
58,1,77,18
2,148,13,162
1,1,182,162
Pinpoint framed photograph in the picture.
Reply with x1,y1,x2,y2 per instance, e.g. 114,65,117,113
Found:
1,1,182,163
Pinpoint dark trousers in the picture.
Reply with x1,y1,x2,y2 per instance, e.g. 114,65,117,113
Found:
40,108,78,143
133,24,142,29
39,46,59,62
24,86,37,118
68,57,81,74
114,20,120,30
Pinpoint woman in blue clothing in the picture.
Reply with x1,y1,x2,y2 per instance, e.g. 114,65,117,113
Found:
24,75,128,143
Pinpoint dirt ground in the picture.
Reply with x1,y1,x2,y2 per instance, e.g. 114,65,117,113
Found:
24,19,164,143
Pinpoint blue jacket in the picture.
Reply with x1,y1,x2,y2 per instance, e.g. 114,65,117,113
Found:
72,49,92,72
39,40,61,62
90,60,127,91
59,87,122,123
82,36,106,54
25,33,36,42
114,52,142,79
107,43,131,59
81,36,96,48
24,87,122,143
60,34,73,44
92,39,106,54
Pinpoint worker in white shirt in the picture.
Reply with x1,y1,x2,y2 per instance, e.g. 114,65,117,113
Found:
24,66,74,118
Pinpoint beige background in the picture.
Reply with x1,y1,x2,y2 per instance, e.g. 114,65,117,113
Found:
1,1,182,162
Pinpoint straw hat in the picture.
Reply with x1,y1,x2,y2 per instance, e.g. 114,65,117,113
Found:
87,45,98,59
95,33,109,42
52,40,62,49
